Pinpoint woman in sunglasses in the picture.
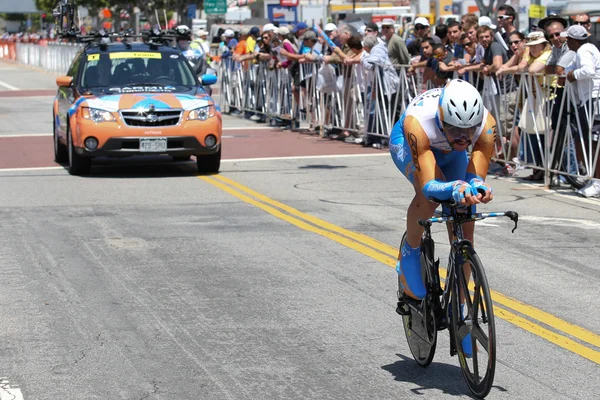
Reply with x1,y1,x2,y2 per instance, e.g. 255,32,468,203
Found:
495,32,527,76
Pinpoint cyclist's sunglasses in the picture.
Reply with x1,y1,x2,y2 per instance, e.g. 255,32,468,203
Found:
442,122,477,143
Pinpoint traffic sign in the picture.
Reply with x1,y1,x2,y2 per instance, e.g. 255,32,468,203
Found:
204,0,227,15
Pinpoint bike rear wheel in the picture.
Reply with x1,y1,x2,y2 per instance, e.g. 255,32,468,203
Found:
450,245,496,398
399,233,437,367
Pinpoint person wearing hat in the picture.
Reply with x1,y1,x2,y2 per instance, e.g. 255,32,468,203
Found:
192,29,210,55
293,22,308,47
232,27,251,62
381,18,410,66
406,16,437,46
563,24,600,197
513,31,555,181
247,26,260,53
571,14,600,52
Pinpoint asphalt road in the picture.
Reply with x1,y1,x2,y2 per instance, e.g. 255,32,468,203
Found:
0,60,598,400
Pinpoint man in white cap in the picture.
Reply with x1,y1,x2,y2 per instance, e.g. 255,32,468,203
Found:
407,17,440,46
193,29,210,55
564,24,600,197
381,18,410,66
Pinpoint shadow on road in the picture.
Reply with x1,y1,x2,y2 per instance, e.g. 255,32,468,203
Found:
381,353,508,398
58,156,205,178
298,164,348,170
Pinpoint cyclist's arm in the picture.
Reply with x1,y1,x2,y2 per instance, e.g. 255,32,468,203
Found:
467,112,497,182
405,115,480,204
466,112,497,203
404,116,451,200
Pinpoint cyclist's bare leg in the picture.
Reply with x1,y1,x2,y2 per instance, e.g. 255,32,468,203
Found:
405,189,440,248
405,167,445,248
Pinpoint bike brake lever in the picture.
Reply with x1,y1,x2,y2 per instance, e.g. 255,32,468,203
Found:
505,211,519,233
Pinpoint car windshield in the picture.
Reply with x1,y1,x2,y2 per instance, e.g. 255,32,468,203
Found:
80,51,197,89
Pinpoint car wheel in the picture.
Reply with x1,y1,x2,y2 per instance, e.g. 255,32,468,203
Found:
53,114,68,163
196,148,221,174
67,125,91,176
172,155,191,162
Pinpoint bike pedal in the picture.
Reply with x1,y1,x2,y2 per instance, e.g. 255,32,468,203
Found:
396,300,410,316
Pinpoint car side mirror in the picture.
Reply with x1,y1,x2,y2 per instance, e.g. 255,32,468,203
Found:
200,74,217,86
56,76,73,87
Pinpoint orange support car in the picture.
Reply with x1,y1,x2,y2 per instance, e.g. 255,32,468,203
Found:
53,39,221,175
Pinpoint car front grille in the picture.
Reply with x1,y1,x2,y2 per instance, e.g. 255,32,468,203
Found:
120,109,182,127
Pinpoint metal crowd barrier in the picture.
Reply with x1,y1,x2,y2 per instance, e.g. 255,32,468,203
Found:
15,42,83,74
11,42,598,186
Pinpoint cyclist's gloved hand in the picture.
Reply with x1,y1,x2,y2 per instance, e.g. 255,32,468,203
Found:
452,180,477,205
469,178,494,203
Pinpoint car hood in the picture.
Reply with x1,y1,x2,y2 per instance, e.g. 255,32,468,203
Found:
69,92,214,116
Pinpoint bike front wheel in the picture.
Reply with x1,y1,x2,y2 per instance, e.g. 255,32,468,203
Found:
450,245,496,398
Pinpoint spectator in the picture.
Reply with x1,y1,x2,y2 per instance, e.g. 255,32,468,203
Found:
362,34,399,147
571,14,600,51
517,31,554,180
496,5,518,58
446,20,464,58
478,25,508,76
427,43,457,85
381,18,410,66
539,15,579,183
564,25,600,197
461,13,479,26
477,17,497,63
435,24,449,47
407,17,440,46
293,22,308,49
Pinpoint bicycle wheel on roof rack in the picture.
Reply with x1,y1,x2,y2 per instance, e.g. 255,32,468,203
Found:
451,244,496,399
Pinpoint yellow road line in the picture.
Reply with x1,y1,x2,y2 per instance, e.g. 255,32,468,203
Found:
215,175,600,350
201,175,600,364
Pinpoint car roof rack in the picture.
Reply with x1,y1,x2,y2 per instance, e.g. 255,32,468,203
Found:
51,0,186,49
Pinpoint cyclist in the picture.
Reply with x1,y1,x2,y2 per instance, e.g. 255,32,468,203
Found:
390,79,496,356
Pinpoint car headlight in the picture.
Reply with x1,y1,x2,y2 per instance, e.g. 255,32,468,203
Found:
188,105,216,121
82,107,116,123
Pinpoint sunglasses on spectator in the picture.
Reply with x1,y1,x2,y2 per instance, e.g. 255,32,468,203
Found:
261,36,270,39
497,15,511,20
365,28,374,33
463,41,473,46
415,25,427,30
509,40,522,45
382,25,394,29
574,20,590,25
549,32,562,38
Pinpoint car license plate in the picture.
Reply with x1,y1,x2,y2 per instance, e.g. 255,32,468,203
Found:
140,138,167,152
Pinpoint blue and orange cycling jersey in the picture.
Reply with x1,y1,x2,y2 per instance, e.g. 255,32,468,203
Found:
389,88,497,200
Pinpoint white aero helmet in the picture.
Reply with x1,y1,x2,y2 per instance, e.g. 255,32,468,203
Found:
438,79,483,129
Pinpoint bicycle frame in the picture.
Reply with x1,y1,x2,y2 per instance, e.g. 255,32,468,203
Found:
417,204,518,351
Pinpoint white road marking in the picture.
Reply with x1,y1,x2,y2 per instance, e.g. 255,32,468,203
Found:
221,153,389,162
0,133,53,137
0,166,63,172
0,154,389,173
222,126,276,131
0,80,19,91
520,215,600,229
0,378,24,400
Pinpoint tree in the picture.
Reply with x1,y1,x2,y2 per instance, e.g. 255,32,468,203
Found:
473,0,508,18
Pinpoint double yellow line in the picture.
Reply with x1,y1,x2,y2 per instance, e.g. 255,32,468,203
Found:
201,174,600,364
